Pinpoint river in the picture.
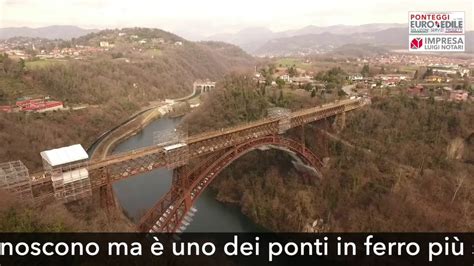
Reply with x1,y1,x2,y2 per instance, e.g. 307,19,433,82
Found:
109,117,264,232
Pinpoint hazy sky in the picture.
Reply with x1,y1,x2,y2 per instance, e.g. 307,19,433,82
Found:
0,0,472,37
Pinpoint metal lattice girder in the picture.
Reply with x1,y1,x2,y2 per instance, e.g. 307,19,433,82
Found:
137,135,324,232
85,100,358,184
24,99,364,208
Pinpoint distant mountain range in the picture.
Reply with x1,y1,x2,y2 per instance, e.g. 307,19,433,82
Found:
1,24,471,55
0,25,98,40
252,27,411,56
205,23,407,54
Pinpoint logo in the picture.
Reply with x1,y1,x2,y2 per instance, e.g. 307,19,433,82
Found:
410,38,423,49
408,35,464,52
409,11,465,52
409,11,464,35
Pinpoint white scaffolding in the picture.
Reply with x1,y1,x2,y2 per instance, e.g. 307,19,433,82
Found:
41,144,91,203
51,168,92,203
0,160,33,199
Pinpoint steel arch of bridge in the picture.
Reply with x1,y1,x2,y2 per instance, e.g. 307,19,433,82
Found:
138,135,323,233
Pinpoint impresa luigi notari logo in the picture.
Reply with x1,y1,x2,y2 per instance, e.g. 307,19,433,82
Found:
410,37,423,49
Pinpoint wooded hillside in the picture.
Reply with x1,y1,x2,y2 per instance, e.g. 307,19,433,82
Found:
0,28,256,170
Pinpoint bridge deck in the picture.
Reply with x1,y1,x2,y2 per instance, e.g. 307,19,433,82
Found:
30,98,365,195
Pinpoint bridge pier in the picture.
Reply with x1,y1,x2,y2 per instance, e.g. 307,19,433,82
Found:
99,184,116,212
300,124,305,148
98,167,116,213
332,112,346,132
172,166,191,190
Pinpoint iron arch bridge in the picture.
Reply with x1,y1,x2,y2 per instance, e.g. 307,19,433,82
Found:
26,98,368,232
137,135,323,232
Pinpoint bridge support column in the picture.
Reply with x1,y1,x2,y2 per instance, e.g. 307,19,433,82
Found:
300,125,305,148
333,112,346,132
171,166,191,200
100,184,116,211
98,167,116,213
172,166,190,188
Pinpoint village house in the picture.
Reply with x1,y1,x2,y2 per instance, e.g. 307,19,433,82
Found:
407,85,427,97
152,38,165,44
424,75,445,83
291,76,314,86
375,74,409,82
15,97,64,112
375,74,409,87
348,73,364,82
449,90,469,102
279,74,291,83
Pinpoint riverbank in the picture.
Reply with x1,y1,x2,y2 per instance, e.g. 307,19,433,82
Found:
89,87,200,160
90,104,164,159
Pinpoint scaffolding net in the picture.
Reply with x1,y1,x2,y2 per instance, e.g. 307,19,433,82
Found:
0,160,33,199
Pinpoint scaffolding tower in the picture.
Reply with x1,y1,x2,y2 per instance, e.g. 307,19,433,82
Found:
50,167,91,203
41,144,92,203
0,160,33,199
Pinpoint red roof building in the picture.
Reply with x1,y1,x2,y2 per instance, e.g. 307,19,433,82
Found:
449,90,469,102
14,98,63,112
21,101,63,112
407,85,427,97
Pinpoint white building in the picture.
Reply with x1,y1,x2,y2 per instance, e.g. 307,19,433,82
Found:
280,74,291,82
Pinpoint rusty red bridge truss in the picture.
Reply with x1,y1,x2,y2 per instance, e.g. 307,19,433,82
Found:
29,98,366,232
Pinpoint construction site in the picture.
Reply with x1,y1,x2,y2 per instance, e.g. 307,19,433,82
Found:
0,160,33,199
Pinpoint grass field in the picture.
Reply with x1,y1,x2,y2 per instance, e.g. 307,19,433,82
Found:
276,58,304,68
145,49,163,57
25,59,65,70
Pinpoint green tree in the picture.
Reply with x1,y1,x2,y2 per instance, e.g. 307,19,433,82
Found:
462,76,470,90
278,90,284,102
423,68,433,79
275,78,285,89
361,64,370,77
288,66,297,77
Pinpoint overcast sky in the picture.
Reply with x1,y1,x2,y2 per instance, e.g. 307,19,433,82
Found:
0,0,472,37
